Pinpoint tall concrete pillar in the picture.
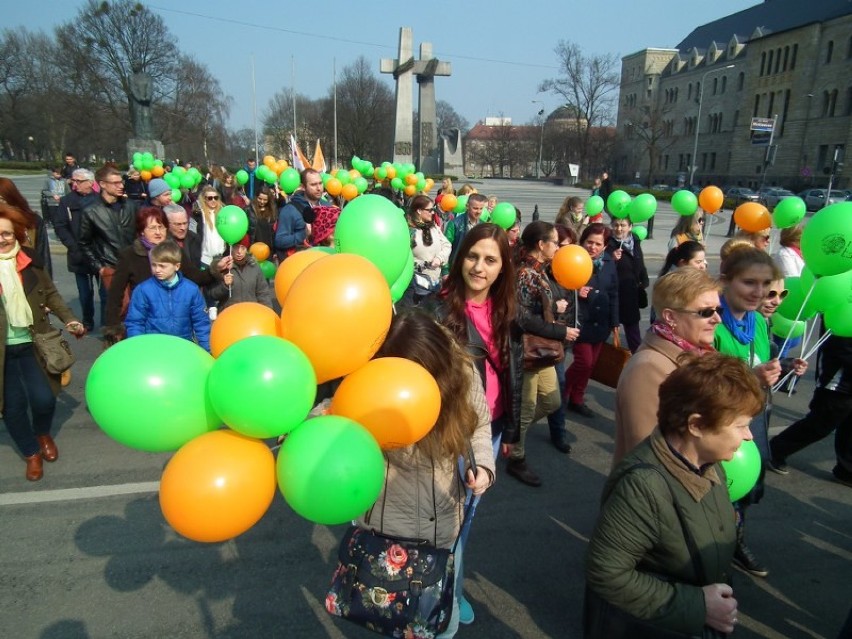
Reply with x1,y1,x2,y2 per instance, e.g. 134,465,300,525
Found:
380,27,414,164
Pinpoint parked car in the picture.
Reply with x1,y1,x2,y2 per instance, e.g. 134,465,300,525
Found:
625,183,645,190
797,188,845,211
759,188,797,209
651,184,676,192
725,187,760,202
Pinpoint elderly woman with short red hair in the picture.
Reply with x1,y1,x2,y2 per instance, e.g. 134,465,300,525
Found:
0,204,85,481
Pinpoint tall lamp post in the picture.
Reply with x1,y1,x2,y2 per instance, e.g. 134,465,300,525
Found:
689,64,735,187
532,100,546,179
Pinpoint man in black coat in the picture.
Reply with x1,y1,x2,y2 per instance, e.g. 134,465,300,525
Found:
164,204,202,269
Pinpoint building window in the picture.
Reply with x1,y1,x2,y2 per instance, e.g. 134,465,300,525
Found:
738,72,745,91
826,40,834,64
822,91,831,117
767,92,775,118
688,83,692,100
734,109,740,126
760,52,766,76
817,145,828,171
696,82,701,99
846,87,852,116
710,152,717,170
791,44,798,69
775,48,782,74
848,36,852,59
718,113,723,131
783,46,790,71
767,50,774,74
674,87,678,102
713,78,718,95
721,76,727,93
780,90,791,136
829,89,838,116
702,153,707,170
754,94,761,117
679,154,684,170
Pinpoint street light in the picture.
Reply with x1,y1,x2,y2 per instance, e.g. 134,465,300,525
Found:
532,100,546,179
689,64,735,187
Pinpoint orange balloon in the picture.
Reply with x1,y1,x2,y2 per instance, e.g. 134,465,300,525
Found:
552,245,594,290
440,194,458,212
280,254,392,383
734,202,771,232
249,241,270,262
140,170,152,182
424,178,434,192
349,169,361,180
341,183,359,201
273,249,329,306
385,166,397,179
159,430,276,543
210,302,280,358
373,167,383,181
331,357,441,449
151,165,165,178
326,177,343,197
263,154,276,168
275,159,289,175
404,184,417,197
698,185,724,213
405,174,418,186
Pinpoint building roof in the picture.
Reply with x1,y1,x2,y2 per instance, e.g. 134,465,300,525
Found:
676,0,852,51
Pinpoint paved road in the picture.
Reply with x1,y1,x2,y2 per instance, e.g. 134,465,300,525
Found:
1,175,850,639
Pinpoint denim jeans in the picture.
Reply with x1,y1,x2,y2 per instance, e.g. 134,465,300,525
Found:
2,343,56,457
75,272,107,327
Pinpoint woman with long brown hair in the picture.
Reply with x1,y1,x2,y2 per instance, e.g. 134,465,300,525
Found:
0,177,52,275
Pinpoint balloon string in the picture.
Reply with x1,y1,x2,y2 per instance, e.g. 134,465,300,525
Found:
574,289,579,328
228,245,233,299
778,279,816,357
770,328,832,393
704,214,713,242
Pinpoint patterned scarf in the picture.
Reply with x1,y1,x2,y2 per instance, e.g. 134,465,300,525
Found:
412,218,434,247
651,320,714,354
720,296,755,345
0,241,34,328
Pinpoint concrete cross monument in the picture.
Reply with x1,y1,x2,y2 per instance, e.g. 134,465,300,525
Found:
381,27,452,171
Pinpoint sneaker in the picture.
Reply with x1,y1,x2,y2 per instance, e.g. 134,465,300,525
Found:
767,458,789,475
458,596,475,625
551,434,572,454
832,465,852,488
733,542,769,578
506,458,542,487
568,402,595,418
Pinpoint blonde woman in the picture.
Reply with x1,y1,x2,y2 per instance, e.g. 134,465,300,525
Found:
191,185,226,267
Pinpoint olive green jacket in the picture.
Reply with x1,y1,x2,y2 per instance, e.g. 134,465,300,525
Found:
585,430,736,636
0,247,78,412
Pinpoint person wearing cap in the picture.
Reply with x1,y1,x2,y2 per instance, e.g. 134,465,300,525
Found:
207,234,273,312
309,205,340,247
146,178,174,209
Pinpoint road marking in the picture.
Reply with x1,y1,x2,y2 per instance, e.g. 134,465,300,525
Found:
0,481,160,506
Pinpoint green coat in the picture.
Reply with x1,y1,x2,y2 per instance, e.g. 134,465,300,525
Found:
585,431,736,636
0,247,79,413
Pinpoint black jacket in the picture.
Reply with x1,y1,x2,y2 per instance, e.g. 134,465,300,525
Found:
606,236,649,326
78,196,139,271
55,191,99,274
577,253,619,344
817,334,852,396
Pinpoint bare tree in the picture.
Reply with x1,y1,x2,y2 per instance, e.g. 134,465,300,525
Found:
331,56,394,161
625,105,678,188
539,41,620,177
436,100,469,135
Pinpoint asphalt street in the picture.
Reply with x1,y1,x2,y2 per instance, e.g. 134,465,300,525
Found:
0,175,849,639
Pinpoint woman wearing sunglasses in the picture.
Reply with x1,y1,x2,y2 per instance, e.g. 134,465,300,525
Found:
613,268,721,467
192,185,227,268
714,246,806,579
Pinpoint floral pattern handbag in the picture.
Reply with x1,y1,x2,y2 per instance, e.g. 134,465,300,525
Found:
325,526,456,638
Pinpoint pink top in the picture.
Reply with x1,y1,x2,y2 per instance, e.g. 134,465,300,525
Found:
465,297,503,421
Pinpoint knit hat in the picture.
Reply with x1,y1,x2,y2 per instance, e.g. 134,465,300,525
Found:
148,178,170,199
311,205,341,246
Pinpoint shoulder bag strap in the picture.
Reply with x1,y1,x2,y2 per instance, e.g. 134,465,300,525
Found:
451,445,478,554
612,329,621,349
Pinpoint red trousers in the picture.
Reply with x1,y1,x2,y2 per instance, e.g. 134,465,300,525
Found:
564,341,604,405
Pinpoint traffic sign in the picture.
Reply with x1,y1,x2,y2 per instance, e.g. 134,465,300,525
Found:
750,117,775,132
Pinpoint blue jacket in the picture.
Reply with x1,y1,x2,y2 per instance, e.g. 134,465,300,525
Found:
273,191,309,258
125,274,211,351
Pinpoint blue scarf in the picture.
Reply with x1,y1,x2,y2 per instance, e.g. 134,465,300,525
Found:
720,296,755,344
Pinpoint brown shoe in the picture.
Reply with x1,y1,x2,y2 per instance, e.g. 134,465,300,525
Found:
36,435,58,462
506,458,542,487
25,454,44,481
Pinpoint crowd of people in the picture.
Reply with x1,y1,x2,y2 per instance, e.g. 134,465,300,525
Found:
2,159,850,638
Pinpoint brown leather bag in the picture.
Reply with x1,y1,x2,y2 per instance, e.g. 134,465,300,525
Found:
590,330,632,388
522,290,565,371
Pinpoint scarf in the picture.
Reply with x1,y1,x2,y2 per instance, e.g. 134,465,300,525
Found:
592,255,603,270
651,320,714,354
619,233,635,254
0,241,34,328
412,218,434,247
720,296,755,345
139,235,157,254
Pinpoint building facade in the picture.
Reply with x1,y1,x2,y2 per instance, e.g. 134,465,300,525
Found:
615,0,852,190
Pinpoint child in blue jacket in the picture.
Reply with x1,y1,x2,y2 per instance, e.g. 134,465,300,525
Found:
124,239,211,351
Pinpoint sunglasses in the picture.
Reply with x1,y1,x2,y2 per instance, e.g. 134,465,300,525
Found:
205,195,220,201
767,289,788,300
675,306,723,319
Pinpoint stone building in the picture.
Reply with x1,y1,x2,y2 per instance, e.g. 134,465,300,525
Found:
615,0,852,190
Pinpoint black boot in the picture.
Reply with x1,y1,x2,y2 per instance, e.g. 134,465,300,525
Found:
733,521,769,577
550,431,572,454
506,458,542,487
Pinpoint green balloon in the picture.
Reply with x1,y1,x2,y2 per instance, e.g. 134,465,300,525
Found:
334,194,410,285
671,189,699,216
480,210,491,222
628,193,657,224
235,169,249,186
207,336,316,439
216,205,249,245
777,276,816,320
276,415,385,525
350,156,361,169
720,439,761,502
377,167,388,180
632,225,648,241
607,190,631,218
812,270,852,314
390,177,404,190
801,202,852,276
170,188,182,203
770,313,806,339
416,178,427,192
824,299,852,337
586,195,604,216
280,168,300,194
772,197,805,229
154,159,164,168
164,173,180,189
172,166,187,177
390,251,415,303
132,152,142,165
180,174,195,189
453,194,469,214
85,335,219,452
491,202,516,230
335,169,351,186
361,163,374,178
321,172,332,186
259,260,276,279
354,176,369,194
